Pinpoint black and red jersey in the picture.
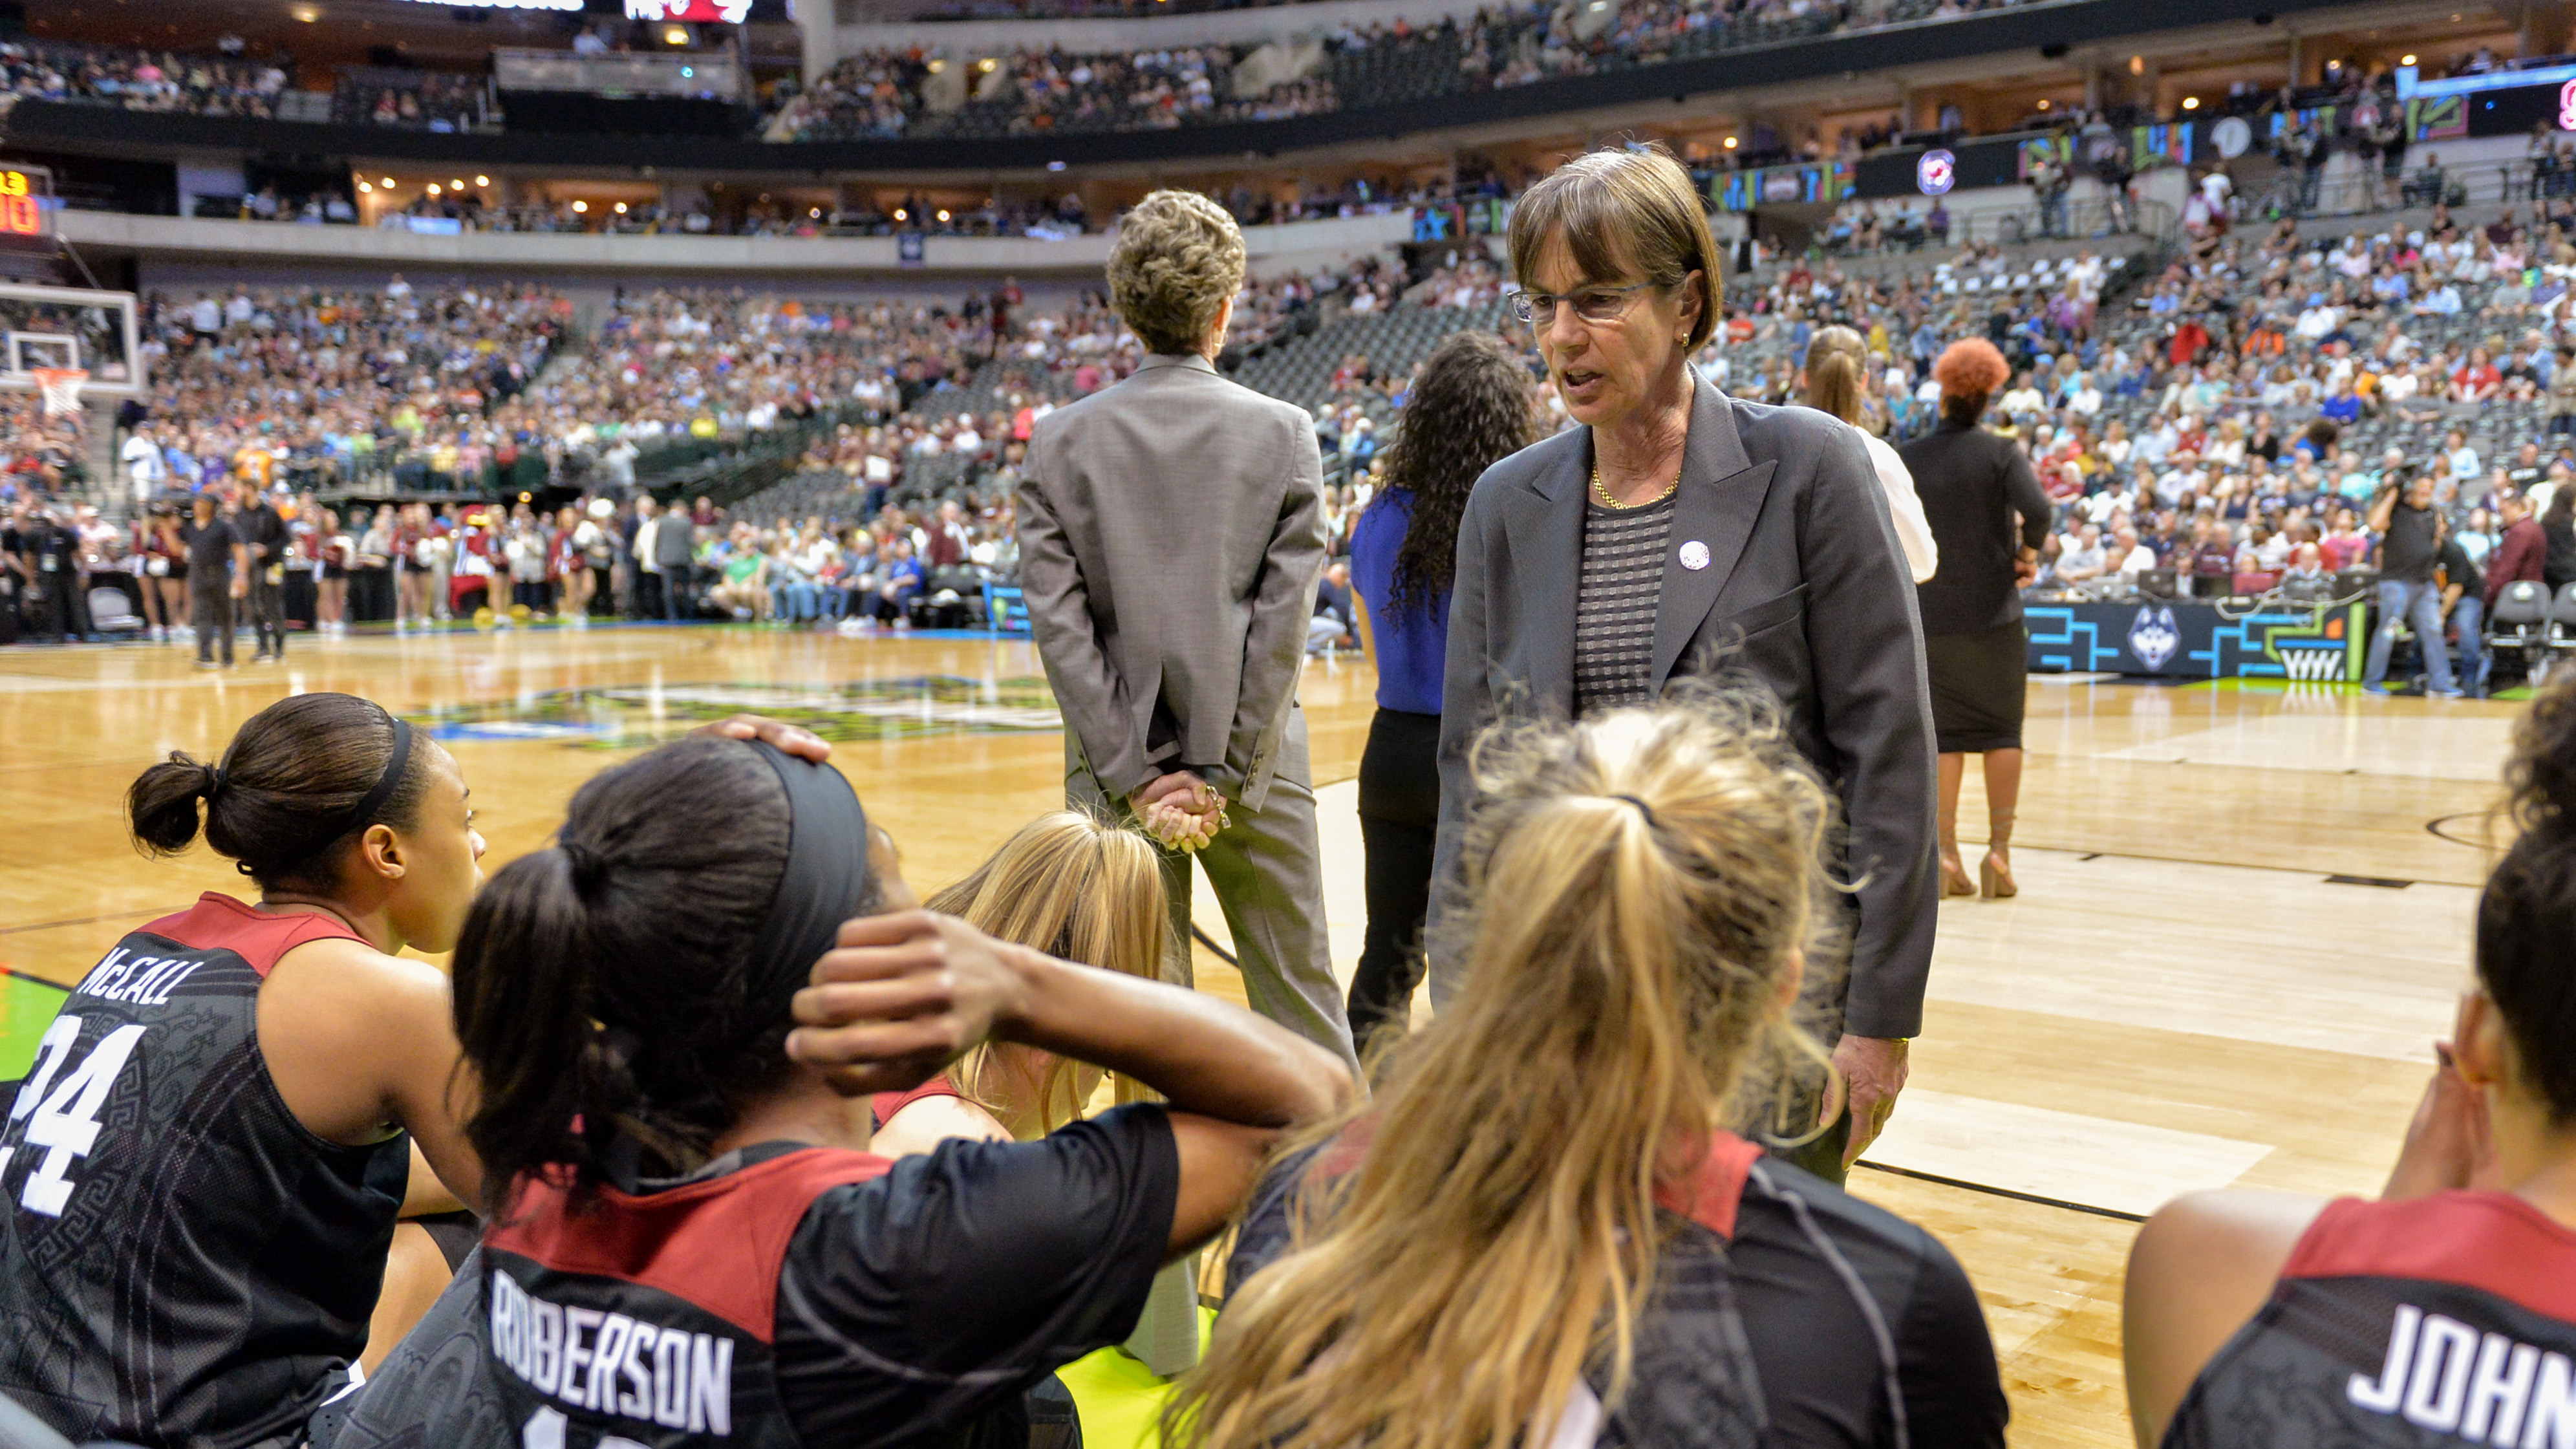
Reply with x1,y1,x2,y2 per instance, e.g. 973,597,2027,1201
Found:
385,1148,894,1449
1228,1126,2006,1449
336,1108,1181,1449
0,894,409,1449
2165,1192,2576,1449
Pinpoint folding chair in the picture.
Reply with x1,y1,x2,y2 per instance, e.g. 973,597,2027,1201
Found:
2495,580,2555,685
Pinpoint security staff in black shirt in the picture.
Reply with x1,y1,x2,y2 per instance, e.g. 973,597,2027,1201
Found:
179,492,250,669
2363,472,2458,696
234,488,289,662
0,499,27,641
20,505,85,644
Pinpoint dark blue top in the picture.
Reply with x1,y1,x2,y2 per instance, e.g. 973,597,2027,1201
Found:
1348,488,1450,714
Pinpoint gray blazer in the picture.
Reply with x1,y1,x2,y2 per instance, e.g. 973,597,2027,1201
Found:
1434,376,1939,1040
1016,352,1326,811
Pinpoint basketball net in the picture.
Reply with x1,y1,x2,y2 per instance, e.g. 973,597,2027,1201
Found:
29,367,87,418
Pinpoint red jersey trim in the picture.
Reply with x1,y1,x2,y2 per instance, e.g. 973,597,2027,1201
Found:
1315,1119,1759,1240
2283,1192,2576,1322
488,1147,895,1340
138,893,370,978
871,1075,964,1128
1653,1133,1763,1241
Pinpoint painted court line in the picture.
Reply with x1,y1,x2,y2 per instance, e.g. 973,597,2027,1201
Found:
1859,1088,2273,1219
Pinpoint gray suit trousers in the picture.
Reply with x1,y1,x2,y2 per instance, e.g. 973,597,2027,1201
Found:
1066,706,1358,1072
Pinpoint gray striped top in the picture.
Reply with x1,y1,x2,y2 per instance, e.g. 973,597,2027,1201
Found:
1573,494,1675,718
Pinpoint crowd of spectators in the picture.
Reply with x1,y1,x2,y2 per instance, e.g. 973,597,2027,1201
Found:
0,476,1033,644
103,281,568,505
4,15,2549,159
764,0,2022,142
1699,202,2576,691
330,67,490,133
0,38,286,117
28,186,2576,691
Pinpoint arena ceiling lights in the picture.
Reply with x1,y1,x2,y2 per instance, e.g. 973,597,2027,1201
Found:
400,0,585,10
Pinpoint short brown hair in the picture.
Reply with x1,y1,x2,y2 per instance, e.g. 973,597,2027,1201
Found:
1507,145,1723,350
1107,189,1247,357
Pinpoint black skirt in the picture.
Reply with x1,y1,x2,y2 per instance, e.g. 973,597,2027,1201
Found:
1925,621,2028,753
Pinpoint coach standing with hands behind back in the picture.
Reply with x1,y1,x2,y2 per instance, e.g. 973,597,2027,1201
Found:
1016,189,1358,1074
1432,146,1937,1181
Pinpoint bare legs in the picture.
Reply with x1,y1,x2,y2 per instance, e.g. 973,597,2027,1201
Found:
1936,752,1973,896
1978,746,2023,898
1937,747,2025,899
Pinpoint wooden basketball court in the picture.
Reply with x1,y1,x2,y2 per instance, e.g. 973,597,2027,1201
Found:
0,624,2511,1449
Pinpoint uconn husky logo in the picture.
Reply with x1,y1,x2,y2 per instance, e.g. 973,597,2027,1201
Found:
2129,606,2181,671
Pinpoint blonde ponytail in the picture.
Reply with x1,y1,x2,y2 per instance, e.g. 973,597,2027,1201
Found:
1168,693,1835,1449
1802,324,1872,427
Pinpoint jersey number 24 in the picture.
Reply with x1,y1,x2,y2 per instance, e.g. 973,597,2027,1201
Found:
1,1014,147,1218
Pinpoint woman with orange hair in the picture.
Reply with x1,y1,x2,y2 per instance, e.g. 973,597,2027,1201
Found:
1898,338,2055,899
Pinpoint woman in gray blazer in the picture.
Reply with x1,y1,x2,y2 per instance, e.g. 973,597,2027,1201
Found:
1431,146,1937,1182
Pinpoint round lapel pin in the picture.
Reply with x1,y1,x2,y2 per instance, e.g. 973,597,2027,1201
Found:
1678,540,1712,572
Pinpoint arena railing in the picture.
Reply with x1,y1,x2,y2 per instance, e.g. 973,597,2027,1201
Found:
50,209,1416,277
2236,156,2553,222
0,0,2358,173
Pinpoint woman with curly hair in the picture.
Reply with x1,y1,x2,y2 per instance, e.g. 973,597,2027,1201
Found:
1017,186,1358,1071
1898,338,2054,900
1344,330,1540,1053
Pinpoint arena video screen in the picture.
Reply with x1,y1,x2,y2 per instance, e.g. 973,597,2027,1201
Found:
0,283,142,398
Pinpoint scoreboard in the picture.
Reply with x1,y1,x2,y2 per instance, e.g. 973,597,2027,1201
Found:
0,166,52,248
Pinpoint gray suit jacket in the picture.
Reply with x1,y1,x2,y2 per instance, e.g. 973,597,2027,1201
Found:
1016,352,1326,811
1434,376,1939,1039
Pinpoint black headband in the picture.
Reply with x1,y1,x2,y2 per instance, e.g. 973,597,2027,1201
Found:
740,740,874,1027
341,715,414,841
233,713,415,881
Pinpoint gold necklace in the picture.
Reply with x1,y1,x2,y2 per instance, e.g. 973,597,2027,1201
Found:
1592,464,1679,510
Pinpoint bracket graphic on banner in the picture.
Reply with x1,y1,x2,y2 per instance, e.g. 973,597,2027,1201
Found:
2024,600,2363,680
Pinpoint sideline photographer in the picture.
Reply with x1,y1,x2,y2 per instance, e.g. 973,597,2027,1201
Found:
2361,467,2457,698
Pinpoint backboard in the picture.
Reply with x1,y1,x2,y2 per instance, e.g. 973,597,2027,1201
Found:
0,283,141,398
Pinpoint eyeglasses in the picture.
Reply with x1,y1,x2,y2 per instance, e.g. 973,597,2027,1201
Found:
1508,282,1656,326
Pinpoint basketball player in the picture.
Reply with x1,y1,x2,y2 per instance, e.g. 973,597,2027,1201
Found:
0,693,482,1448
2124,675,2576,1448
0,697,828,1449
330,735,1348,1449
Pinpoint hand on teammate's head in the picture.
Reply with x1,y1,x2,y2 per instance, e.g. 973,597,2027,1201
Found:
788,910,1033,1097
694,713,830,762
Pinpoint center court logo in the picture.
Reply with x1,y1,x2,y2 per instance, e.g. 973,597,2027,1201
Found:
408,678,1064,748
2127,606,2180,671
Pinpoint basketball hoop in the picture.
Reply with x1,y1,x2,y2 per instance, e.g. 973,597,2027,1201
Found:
29,367,86,418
